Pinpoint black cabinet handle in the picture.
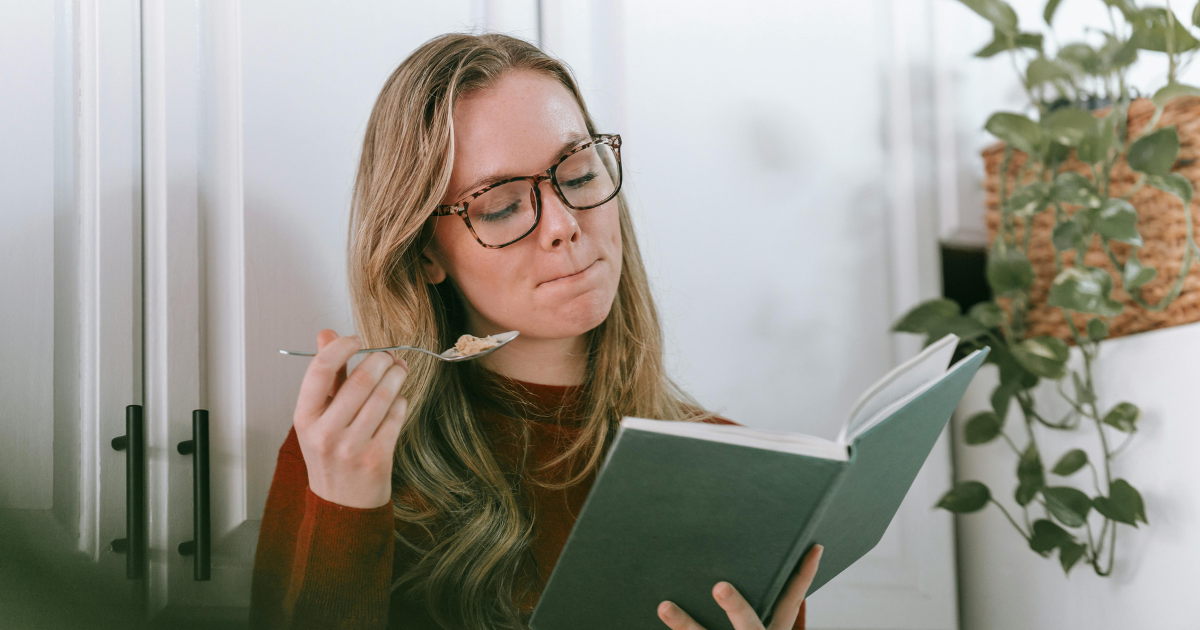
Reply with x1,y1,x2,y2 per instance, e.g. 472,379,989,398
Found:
176,409,211,581
109,405,145,579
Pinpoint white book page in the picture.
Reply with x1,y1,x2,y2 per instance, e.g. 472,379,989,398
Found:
843,347,985,443
620,417,849,461
834,333,958,444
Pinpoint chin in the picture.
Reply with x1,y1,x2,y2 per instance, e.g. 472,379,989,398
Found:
533,293,616,338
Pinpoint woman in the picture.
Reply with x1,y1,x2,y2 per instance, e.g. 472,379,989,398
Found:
248,32,823,630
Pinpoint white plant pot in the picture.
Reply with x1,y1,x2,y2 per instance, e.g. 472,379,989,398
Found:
952,320,1200,630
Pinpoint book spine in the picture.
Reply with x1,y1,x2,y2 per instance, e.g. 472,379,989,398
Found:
757,459,853,624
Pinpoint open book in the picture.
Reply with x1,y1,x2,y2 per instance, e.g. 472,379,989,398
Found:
530,335,988,630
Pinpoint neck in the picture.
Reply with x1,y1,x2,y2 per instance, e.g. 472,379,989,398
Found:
476,332,588,386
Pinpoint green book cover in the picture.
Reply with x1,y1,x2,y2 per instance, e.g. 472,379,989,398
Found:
529,345,989,630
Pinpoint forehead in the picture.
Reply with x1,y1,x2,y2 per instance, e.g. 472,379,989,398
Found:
449,71,589,196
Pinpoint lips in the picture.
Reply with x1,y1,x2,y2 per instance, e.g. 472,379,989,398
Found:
540,259,598,286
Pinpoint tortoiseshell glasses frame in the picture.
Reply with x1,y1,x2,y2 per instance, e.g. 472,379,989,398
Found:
432,133,623,249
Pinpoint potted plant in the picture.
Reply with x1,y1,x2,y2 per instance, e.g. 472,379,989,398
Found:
892,0,1200,617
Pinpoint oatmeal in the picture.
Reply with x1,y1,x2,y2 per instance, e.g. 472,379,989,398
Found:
454,333,500,355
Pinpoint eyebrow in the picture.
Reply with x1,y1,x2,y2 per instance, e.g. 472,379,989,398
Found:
451,134,592,201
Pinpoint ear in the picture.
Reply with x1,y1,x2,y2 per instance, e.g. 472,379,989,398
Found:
420,243,448,285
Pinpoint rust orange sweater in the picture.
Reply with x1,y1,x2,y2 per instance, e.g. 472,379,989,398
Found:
248,373,806,629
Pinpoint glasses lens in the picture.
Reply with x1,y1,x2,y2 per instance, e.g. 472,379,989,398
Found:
466,180,537,246
556,143,620,209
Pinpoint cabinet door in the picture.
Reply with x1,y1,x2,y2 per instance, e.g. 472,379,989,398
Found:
0,0,144,623
140,0,530,622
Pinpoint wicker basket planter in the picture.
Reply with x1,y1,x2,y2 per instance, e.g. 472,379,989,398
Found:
982,96,1200,343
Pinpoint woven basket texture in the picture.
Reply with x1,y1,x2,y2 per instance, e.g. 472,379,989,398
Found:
982,96,1200,343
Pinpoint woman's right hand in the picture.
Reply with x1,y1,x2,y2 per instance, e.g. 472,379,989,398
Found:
292,329,410,509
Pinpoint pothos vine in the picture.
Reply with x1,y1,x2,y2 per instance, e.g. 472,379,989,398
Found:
896,0,1200,576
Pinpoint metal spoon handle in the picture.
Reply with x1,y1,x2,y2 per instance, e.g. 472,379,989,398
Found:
278,345,443,358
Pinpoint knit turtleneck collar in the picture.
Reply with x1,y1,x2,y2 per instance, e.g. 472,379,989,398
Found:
472,367,587,425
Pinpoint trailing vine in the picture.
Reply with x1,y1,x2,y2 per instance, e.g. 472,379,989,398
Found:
895,0,1200,576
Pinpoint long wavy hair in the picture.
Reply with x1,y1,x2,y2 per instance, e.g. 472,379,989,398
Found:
346,31,715,630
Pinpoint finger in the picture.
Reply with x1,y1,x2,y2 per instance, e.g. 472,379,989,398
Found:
315,330,346,399
767,544,823,630
295,334,362,422
346,360,408,443
320,350,396,429
657,601,707,630
372,362,409,444
712,582,765,630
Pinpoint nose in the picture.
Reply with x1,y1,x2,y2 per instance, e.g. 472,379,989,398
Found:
535,178,581,250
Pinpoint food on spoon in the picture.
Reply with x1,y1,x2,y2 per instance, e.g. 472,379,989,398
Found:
454,333,500,356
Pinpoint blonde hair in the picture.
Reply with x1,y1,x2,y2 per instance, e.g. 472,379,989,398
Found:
347,31,715,630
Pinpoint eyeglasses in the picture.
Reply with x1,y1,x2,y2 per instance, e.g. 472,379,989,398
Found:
433,133,623,249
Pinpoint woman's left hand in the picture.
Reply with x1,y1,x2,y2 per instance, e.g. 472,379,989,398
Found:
656,544,823,630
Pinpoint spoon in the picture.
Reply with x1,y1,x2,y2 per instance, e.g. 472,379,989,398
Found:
279,330,520,362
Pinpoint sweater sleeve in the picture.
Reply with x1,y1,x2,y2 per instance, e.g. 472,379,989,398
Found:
249,425,396,630
701,416,807,630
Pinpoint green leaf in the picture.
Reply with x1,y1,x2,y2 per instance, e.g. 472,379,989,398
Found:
1102,401,1140,432
974,28,1043,57
1093,479,1147,525
1044,0,1064,24
1015,480,1041,506
1052,220,1085,251
1194,0,1200,29
1011,336,1070,379
1042,108,1099,147
925,315,990,344
993,342,1039,390
986,112,1042,155
1076,114,1116,163
1086,317,1109,341
1059,540,1088,573
1015,32,1045,52
965,411,1004,444
1047,267,1125,316
990,377,1021,421
1130,8,1200,53
1017,443,1045,491
1005,182,1052,217
958,0,1019,35
1127,126,1181,175
1114,479,1148,524
1030,518,1073,554
1027,57,1072,86
987,237,1036,295
1043,486,1092,527
893,298,961,333
1122,251,1158,289
1146,172,1194,205
1073,370,1096,403
1057,42,1102,74
1152,82,1200,109
975,31,1010,57
1107,36,1140,67
1094,198,1143,246
1053,171,1101,208
1052,449,1089,475
936,481,992,513
968,301,1008,328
